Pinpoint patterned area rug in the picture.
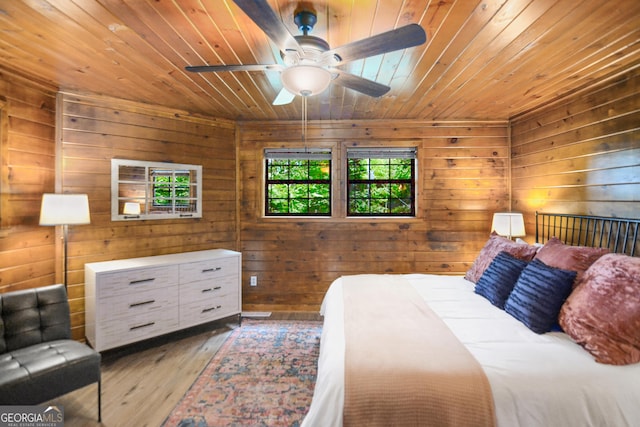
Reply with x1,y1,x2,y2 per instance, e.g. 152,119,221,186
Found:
162,320,322,427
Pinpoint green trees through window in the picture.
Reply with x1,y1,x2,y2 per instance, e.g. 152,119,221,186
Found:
152,172,191,207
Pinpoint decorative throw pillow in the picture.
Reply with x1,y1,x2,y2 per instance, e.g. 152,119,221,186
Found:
559,254,640,365
475,251,529,309
504,258,577,334
534,237,609,287
465,232,538,284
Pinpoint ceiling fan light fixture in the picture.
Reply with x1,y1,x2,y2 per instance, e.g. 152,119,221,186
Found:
281,65,332,97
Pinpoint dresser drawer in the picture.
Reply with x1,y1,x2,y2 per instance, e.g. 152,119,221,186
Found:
97,286,178,322
180,256,239,284
180,275,238,304
96,309,179,351
180,292,239,328
96,266,179,297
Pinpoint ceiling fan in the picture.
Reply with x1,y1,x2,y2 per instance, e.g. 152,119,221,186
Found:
185,0,427,105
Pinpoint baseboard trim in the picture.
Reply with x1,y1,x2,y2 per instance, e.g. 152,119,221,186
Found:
241,311,272,318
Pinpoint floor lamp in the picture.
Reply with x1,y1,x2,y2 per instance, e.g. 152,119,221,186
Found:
39,194,91,289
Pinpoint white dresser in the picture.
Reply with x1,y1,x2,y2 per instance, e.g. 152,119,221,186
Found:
85,249,241,351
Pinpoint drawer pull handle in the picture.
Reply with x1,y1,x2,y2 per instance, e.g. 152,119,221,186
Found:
129,278,155,285
202,305,222,313
130,300,155,308
202,267,222,273
180,213,193,217
201,286,223,293
130,322,155,330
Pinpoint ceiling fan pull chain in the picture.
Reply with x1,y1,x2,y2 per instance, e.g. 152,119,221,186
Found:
302,95,308,151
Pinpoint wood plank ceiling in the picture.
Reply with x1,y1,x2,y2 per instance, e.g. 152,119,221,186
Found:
0,0,638,121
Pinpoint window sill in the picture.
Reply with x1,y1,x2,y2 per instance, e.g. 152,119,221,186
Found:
260,215,422,223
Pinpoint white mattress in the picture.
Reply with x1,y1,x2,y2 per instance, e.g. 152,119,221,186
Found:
301,274,640,427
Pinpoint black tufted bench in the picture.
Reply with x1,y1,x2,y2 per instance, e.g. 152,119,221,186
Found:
0,284,101,421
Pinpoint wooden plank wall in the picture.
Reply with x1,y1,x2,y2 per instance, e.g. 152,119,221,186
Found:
57,93,237,339
511,67,640,231
0,70,58,293
238,120,509,312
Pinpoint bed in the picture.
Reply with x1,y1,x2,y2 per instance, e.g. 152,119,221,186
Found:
301,212,640,427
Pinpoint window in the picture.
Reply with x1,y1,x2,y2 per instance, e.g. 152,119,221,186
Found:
112,159,202,221
347,147,416,216
265,148,331,216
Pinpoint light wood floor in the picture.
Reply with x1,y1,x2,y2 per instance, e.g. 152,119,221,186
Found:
47,312,322,427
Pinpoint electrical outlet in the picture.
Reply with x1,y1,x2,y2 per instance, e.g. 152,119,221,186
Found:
250,276,257,287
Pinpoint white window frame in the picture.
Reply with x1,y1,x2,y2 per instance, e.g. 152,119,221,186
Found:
111,159,202,221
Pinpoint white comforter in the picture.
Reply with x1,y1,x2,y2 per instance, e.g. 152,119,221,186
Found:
301,274,640,427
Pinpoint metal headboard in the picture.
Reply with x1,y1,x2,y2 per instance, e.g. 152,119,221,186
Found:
535,212,640,257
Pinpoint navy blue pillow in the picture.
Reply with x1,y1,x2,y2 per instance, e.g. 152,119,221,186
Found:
474,251,528,309
504,258,577,334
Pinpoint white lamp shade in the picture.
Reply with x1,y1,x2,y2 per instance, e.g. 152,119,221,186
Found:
491,212,525,238
123,202,141,215
281,65,332,97
39,194,91,225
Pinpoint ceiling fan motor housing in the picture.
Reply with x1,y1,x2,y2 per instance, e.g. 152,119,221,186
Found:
282,34,330,66
295,35,329,54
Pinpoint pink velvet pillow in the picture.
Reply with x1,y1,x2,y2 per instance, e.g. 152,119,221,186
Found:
534,237,609,288
465,232,538,284
559,253,640,365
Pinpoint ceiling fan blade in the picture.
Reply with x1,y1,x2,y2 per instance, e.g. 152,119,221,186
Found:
186,64,283,73
332,71,390,98
272,88,295,105
321,23,426,65
233,0,302,55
